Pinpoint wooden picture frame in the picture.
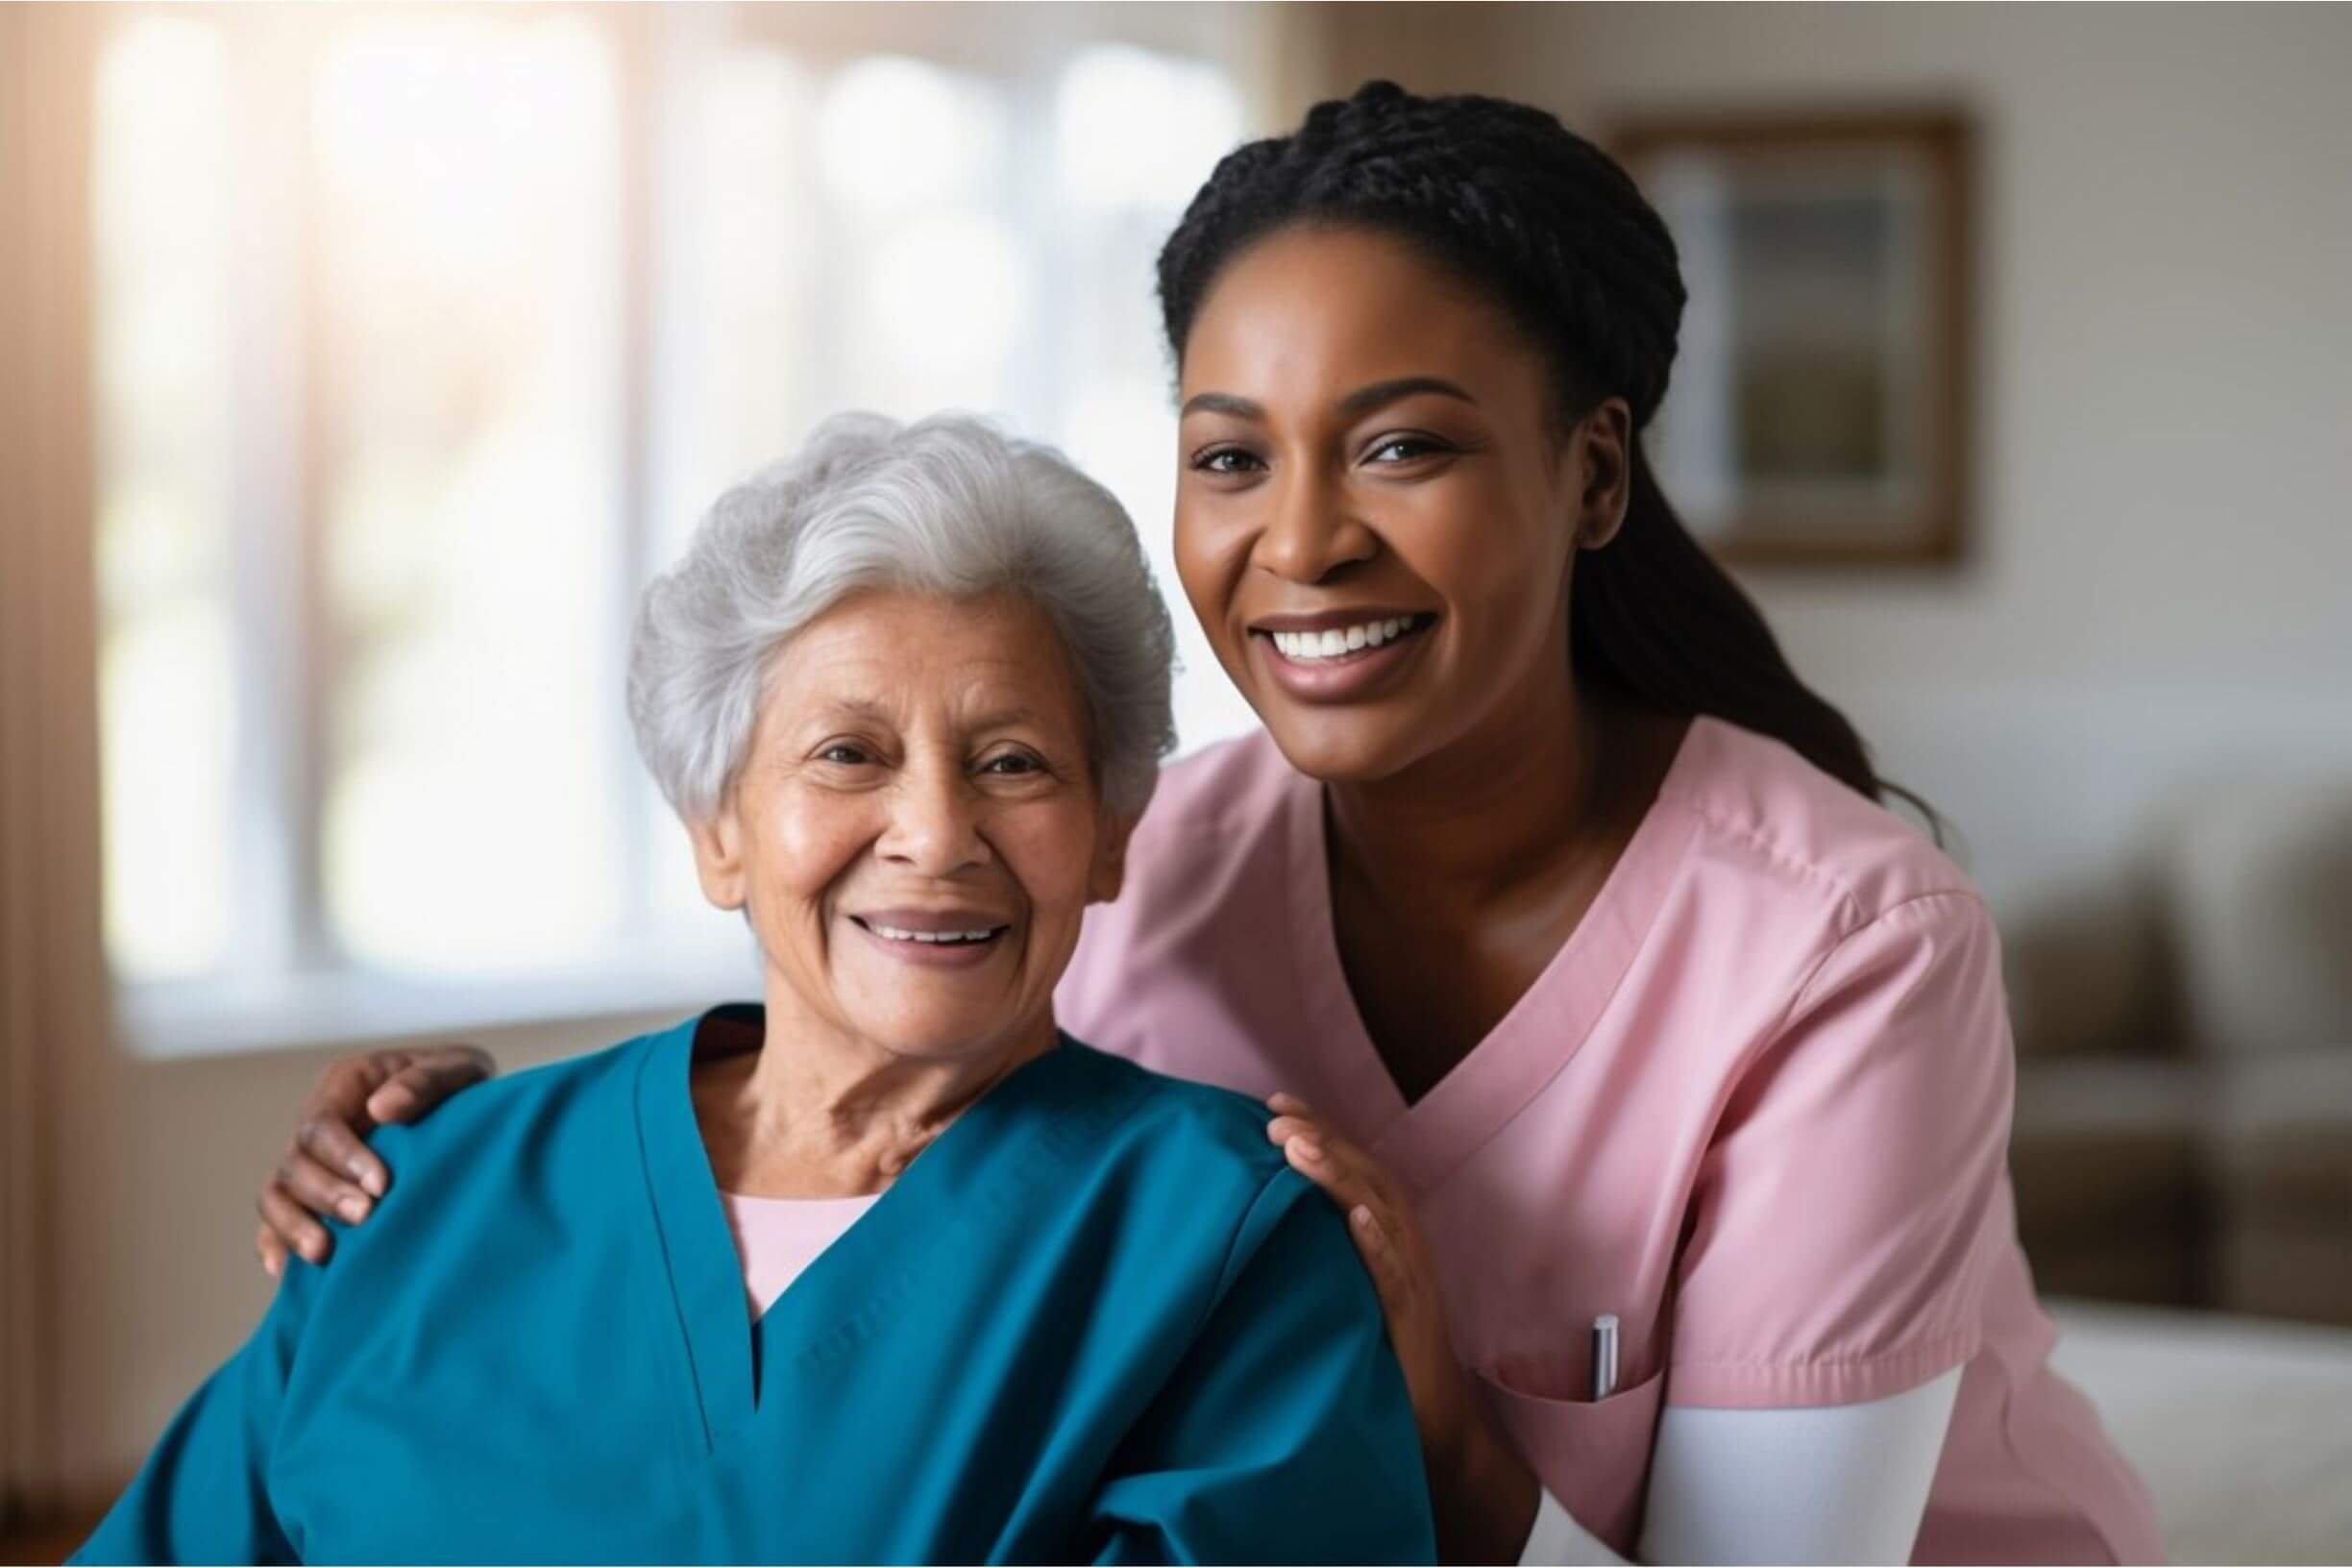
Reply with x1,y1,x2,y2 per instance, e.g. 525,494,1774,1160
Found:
1610,109,1974,566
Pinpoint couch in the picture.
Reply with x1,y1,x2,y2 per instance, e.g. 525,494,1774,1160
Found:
2006,773,2352,1324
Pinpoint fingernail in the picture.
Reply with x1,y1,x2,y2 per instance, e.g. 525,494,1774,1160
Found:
354,1164,383,1196
1288,1136,1324,1164
1351,1205,1378,1234
338,1196,369,1223
264,1254,281,1279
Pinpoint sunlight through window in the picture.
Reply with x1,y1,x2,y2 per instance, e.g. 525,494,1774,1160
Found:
94,16,236,982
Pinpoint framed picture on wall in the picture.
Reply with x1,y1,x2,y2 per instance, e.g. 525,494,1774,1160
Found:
1610,110,1973,566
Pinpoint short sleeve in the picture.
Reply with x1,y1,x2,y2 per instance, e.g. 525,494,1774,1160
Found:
1667,892,2014,1409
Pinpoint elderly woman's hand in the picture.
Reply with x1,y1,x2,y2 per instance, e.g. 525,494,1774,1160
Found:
1267,1092,1540,1565
253,1044,498,1276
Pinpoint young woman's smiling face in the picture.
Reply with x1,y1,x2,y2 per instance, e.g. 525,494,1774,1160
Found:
687,589,1129,1067
1173,224,1628,786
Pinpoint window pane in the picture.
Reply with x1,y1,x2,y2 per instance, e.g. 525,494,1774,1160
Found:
818,57,1025,418
1045,46,1256,756
94,16,237,981
312,17,627,972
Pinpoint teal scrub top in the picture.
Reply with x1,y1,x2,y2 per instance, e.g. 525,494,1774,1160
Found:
74,1007,1437,1564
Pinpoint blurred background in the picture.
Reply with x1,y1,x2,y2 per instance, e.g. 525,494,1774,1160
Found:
3,3,2347,1560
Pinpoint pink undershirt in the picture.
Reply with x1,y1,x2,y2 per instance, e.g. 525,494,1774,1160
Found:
719,1189,881,1321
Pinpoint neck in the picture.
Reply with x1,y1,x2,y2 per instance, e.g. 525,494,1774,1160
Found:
1325,654,1616,914
698,993,1057,1196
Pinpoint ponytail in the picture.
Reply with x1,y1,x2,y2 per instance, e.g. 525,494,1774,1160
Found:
1576,447,1936,828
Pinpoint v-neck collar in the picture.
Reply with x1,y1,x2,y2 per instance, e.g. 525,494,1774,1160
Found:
630,1007,1147,1450
1284,717,1708,1198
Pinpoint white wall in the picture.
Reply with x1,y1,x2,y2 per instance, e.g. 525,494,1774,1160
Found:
1478,4,2352,919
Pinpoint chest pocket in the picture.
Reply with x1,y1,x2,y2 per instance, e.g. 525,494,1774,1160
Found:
1477,1361,1668,1557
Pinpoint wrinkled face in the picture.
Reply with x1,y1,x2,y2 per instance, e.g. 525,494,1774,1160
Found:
688,590,1131,1066
1173,224,1629,784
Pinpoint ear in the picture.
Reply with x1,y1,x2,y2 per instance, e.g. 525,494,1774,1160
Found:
1570,396,1634,551
1086,783,1156,907
686,796,750,913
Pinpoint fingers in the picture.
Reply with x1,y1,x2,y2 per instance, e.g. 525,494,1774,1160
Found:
1347,1202,1411,1294
366,1044,494,1125
255,1221,287,1279
257,1182,334,1267
295,1113,389,1202
1265,1108,1397,1209
279,1139,375,1225
1263,1093,1424,1297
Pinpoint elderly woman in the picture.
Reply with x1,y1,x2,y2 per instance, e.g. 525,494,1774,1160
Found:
74,414,1436,1566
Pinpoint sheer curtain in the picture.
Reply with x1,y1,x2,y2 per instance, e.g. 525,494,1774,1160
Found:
0,7,105,1519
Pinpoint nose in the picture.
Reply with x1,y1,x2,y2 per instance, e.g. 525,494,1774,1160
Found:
875,758,989,878
1253,460,1378,585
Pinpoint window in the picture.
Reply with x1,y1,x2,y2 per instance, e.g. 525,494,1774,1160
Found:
94,7,1268,1056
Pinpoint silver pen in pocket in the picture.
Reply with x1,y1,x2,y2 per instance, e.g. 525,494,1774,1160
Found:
1590,1313,1620,1401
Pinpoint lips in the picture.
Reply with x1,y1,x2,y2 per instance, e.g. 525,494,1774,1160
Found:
846,911,1014,969
1246,609,1438,700
1260,612,1432,664
848,910,1012,945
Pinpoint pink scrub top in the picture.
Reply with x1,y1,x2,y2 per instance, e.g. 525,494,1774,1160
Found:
1056,716,2163,1564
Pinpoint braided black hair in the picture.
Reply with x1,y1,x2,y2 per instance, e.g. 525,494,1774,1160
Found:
1157,80,1925,818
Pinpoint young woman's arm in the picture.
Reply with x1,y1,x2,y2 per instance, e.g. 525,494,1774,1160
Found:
1520,1369,1963,1565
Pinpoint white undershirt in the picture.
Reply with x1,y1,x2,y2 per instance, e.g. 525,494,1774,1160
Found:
1518,1368,1964,1565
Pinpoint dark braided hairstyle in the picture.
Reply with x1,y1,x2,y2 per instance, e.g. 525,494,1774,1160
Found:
1157,80,1923,817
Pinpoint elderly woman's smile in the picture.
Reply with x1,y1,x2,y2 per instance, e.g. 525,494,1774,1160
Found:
694,587,1117,1065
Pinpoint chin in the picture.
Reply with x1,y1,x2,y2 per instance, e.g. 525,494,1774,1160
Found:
848,1010,1035,1066
1255,706,1440,787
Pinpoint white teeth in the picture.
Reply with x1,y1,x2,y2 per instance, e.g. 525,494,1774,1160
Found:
869,923,996,944
1268,614,1423,662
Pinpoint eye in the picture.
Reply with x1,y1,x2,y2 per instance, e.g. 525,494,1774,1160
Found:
1367,434,1448,464
817,743,872,767
979,750,1043,776
1190,446,1263,476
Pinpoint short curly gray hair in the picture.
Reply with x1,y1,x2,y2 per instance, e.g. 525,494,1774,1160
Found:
628,412,1177,823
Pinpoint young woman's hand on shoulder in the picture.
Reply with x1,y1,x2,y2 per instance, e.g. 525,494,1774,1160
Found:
1268,1093,1541,1565
253,1044,497,1275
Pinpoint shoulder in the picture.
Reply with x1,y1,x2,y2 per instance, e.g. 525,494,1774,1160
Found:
1058,1042,1359,1299
1661,715,1990,941
1124,727,1294,861
360,1028,662,1204
1061,730,1300,1030
1654,721,2009,1100
1057,1039,1286,1184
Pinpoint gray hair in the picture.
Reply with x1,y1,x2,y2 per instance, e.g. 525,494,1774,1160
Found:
628,411,1177,823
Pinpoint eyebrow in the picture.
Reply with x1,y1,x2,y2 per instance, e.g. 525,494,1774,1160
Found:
815,698,1046,732
1178,376,1481,422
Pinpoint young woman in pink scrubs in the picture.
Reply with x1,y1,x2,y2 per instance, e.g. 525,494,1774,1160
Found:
249,83,2161,1564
